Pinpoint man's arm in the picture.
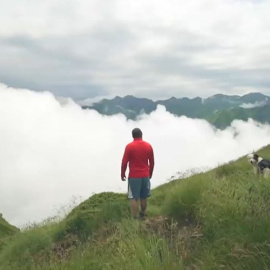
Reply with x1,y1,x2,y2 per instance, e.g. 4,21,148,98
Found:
149,146,154,179
121,145,129,181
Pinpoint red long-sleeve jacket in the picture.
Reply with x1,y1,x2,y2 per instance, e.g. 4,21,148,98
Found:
121,138,154,178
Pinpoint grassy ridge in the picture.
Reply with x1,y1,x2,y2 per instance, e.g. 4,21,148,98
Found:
0,215,19,240
1,146,270,269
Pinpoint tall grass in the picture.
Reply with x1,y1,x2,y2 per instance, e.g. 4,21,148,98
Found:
8,220,183,270
1,146,270,269
0,225,54,270
161,173,210,223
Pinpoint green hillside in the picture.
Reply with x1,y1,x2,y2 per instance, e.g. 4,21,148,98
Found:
0,214,19,253
0,215,19,240
83,95,157,120
209,105,270,129
156,97,204,118
82,92,270,128
1,146,270,269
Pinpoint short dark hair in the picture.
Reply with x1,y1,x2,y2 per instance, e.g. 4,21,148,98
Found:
132,128,143,138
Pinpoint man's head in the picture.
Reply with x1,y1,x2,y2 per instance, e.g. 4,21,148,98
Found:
132,128,143,139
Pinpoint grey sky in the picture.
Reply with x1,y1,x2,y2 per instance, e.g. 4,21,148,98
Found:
1,0,270,99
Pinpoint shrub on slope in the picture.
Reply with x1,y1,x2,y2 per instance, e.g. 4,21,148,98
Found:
57,192,129,240
161,145,270,269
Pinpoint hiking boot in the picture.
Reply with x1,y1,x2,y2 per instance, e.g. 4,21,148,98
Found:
139,211,146,220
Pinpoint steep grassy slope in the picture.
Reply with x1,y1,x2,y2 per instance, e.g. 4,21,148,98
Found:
1,145,270,269
0,215,19,240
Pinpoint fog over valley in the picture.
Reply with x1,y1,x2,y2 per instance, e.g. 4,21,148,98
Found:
1,84,270,227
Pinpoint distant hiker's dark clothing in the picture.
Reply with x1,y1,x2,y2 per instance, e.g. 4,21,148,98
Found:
258,159,270,172
121,138,154,179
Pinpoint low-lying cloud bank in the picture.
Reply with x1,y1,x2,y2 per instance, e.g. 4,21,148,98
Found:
240,100,268,109
1,83,270,227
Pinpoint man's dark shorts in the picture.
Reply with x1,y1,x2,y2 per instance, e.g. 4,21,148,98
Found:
128,177,151,200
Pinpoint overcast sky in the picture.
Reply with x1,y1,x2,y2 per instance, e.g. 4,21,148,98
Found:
1,0,270,100
1,84,270,227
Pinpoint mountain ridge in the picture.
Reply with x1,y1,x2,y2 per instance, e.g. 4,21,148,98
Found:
81,92,270,128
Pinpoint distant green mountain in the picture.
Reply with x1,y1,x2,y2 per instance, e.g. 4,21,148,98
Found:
81,92,270,128
83,95,157,119
156,97,203,117
210,105,270,129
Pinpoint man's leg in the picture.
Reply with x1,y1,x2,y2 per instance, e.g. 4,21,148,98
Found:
130,199,139,218
140,177,151,218
140,199,147,216
128,178,142,218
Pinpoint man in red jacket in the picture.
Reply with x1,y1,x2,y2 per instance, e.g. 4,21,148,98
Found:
121,128,154,219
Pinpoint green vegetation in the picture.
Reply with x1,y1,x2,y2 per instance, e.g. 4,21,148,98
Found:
83,92,270,128
0,214,19,240
1,146,270,269
209,106,270,129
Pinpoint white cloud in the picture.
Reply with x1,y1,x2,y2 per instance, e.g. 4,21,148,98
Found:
76,95,116,106
240,100,268,108
1,84,270,227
